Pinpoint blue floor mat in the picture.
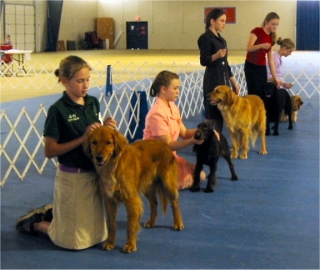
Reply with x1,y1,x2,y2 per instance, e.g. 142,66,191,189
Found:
1,98,319,269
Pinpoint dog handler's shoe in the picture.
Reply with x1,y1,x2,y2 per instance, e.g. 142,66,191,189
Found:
15,204,52,235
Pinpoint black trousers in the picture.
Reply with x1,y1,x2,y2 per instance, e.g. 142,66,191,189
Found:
244,60,267,97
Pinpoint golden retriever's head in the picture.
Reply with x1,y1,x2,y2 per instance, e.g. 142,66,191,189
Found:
291,95,303,111
207,85,236,106
83,126,128,167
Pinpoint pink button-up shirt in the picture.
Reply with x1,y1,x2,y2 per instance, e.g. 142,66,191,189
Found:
143,98,182,155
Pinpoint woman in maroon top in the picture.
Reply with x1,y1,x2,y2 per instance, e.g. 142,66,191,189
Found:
244,12,281,97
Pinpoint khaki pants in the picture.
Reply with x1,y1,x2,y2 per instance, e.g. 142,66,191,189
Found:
48,168,107,250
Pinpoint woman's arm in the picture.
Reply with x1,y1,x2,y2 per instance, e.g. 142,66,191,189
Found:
229,76,240,94
211,48,227,62
267,49,281,88
246,33,271,52
155,134,195,152
179,122,196,139
154,122,203,152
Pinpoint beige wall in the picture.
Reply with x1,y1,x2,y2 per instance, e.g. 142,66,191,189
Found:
96,0,297,50
59,0,98,44
1,0,297,52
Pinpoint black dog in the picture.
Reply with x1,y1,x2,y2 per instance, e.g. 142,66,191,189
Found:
190,122,238,193
262,82,293,136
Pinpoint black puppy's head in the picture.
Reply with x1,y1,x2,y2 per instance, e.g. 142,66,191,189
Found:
194,122,213,140
263,82,277,98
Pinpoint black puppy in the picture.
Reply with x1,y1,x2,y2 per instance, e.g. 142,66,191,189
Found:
263,82,293,136
190,122,238,193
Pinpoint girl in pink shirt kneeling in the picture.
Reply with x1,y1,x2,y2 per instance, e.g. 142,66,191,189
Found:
143,70,206,190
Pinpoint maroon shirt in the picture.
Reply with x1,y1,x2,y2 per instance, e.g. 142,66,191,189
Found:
246,27,272,66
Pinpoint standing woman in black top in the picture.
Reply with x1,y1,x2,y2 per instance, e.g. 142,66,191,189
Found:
198,8,239,132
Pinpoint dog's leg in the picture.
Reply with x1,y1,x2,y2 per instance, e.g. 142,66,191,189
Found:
123,196,143,253
144,187,158,228
160,167,184,230
171,199,184,230
204,162,218,192
280,109,287,122
229,132,239,159
259,110,268,155
190,161,203,192
102,196,118,251
240,130,249,159
292,111,297,122
266,116,271,136
287,112,293,130
273,115,280,135
220,135,238,180
286,97,293,130
223,153,238,181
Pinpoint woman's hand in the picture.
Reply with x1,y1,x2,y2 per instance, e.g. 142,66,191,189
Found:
232,84,240,95
216,48,227,58
191,137,204,145
284,82,293,89
104,117,117,129
82,122,102,140
261,43,271,50
274,79,281,89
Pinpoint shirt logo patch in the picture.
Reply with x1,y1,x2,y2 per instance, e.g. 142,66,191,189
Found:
68,114,80,122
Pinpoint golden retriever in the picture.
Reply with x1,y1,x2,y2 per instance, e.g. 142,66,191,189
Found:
83,126,184,253
208,85,267,159
280,95,303,123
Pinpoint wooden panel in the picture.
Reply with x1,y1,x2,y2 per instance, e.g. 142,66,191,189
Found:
97,17,114,49
57,40,65,51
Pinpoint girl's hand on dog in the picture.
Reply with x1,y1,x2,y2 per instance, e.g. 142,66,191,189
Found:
192,137,204,145
104,117,117,129
85,122,102,133
213,130,220,141
81,122,102,142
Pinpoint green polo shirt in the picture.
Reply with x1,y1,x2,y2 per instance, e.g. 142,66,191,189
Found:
43,91,100,170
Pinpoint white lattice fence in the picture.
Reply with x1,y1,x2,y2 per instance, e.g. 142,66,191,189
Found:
1,61,319,186
282,62,320,98
0,66,207,186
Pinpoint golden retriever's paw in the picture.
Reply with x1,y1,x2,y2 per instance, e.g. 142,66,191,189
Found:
259,149,267,155
103,242,115,251
144,220,156,228
239,153,248,159
173,222,184,231
122,243,137,253
230,153,238,159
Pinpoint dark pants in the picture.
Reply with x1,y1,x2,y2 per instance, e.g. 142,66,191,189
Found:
244,60,267,97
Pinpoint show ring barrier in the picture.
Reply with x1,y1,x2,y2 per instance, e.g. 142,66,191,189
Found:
0,61,319,186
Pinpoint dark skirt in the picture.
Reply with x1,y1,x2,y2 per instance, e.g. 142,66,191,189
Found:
202,68,226,121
